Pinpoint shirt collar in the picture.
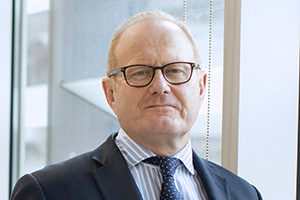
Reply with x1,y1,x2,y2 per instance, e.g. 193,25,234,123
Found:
115,129,195,175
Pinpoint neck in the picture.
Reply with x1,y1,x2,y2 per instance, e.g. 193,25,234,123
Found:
127,131,190,157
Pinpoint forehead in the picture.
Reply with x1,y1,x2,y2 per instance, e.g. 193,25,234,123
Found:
115,20,195,66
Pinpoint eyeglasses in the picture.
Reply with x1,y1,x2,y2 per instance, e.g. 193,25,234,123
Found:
108,61,201,87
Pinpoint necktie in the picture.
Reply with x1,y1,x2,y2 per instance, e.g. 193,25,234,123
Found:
144,156,184,200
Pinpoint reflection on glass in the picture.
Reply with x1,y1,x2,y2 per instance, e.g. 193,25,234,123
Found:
20,0,50,176
187,0,224,164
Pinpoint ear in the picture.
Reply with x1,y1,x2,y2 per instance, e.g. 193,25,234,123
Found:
199,72,207,100
102,77,117,113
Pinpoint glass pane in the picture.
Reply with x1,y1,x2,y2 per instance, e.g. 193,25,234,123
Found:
18,0,50,176
188,0,224,164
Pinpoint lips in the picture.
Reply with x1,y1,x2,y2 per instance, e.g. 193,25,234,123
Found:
141,97,181,111
143,103,179,112
145,104,175,108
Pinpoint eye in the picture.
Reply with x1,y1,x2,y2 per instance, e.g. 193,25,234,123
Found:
135,70,147,76
165,65,186,74
126,66,152,80
129,69,149,77
166,67,184,73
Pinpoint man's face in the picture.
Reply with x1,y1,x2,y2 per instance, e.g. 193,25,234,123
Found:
103,20,206,150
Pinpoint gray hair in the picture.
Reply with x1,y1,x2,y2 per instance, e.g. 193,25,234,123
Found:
106,10,200,76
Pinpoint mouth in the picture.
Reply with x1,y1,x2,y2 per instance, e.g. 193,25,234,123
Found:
145,105,176,109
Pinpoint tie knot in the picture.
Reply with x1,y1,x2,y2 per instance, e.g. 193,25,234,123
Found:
144,156,181,176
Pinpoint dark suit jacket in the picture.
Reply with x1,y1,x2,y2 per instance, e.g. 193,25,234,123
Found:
11,134,262,200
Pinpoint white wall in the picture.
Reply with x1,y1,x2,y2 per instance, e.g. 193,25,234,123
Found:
238,0,299,199
0,0,12,199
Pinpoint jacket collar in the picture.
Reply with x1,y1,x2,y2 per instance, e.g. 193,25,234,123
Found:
193,151,230,200
91,134,143,200
91,134,229,200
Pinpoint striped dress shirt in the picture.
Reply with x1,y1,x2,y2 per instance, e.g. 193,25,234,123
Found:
115,129,207,200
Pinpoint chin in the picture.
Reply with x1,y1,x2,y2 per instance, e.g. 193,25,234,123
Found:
145,119,185,134
149,115,176,124
146,128,179,136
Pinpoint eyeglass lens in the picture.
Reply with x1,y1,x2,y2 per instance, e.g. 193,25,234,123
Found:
125,63,192,86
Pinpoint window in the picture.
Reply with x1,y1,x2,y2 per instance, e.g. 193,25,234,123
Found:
13,0,224,181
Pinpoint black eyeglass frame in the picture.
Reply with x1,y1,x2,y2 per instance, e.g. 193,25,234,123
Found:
108,61,201,87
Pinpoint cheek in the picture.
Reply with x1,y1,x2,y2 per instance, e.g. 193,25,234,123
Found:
179,85,201,116
114,89,143,116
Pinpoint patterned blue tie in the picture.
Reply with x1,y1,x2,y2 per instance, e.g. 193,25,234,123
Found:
144,156,184,200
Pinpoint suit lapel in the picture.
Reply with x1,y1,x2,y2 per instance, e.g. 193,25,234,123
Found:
193,152,230,200
92,135,143,200
91,135,230,200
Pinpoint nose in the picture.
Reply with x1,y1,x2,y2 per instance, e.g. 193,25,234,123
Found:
148,69,171,95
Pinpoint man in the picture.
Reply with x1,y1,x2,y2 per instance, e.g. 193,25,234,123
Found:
11,11,262,200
